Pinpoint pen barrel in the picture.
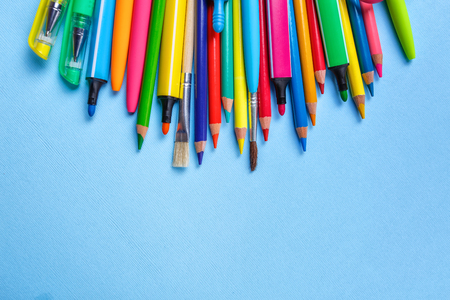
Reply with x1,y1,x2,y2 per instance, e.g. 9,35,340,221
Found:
386,0,415,60
176,73,192,142
249,92,258,142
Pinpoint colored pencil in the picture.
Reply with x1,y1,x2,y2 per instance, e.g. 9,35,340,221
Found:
86,0,116,117
136,0,167,150
288,0,308,151
360,1,383,77
207,2,222,148
173,0,195,168
347,0,374,97
220,0,233,123
110,0,134,91
258,0,271,142
293,0,318,125
232,0,247,155
241,0,260,171
126,0,152,113
386,0,415,60
157,0,187,135
314,0,349,101
305,0,326,94
195,0,208,164
212,0,228,33
267,0,291,116
339,0,365,119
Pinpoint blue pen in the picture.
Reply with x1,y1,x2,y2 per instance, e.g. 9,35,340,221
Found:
347,0,374,97
213,0,228,33
288,0,308,151
86,0,116,117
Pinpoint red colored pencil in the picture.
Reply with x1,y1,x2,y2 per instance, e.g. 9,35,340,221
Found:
258,0,271,142
207,2,221,148
305,0,326,94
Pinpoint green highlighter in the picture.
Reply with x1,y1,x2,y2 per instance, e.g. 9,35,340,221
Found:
314,0,349,101
386,0,415,60
59,0,95,85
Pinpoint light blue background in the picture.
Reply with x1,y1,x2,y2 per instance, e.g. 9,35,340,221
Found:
1,1,449,299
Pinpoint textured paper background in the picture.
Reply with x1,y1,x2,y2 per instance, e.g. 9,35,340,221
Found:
1,1,449,299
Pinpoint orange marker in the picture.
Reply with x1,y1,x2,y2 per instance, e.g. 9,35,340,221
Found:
110,0,134,91
207,2,221,148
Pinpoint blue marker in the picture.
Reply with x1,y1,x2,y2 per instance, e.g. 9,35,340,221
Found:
288,0,308,151
213,0,228,33
86,0,116,117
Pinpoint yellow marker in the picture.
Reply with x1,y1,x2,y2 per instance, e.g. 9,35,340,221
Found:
292,0,318,126
157,0,187,135
339,0,365,119
233,0,247,155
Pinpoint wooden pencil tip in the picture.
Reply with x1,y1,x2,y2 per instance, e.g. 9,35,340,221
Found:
263,129,269,142
238,139,245,155
212,134,219,148
250,141,258,171
310,114,316,126
358,104,365,119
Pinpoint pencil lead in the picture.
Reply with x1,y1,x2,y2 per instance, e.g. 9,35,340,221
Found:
358,104,365,119
238,139,245,155
137,135,144,150
278,104,285,116
88,104,96,117
224,110,231,123
340,90,348,102
318,83,325,94
310,114,316,126
197,151,204,165
263,129,269,142
250,141,257,171
300,138,307,152
375,64,382,78
162,122,170,135
212,134,219,148
367,82,374,97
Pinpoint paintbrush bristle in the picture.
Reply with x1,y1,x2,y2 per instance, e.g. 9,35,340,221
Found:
172,142,189,167
250,141,258,171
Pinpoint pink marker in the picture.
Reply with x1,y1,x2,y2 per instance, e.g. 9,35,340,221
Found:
266,0,291,116
360,1,383,77
126,0,152,113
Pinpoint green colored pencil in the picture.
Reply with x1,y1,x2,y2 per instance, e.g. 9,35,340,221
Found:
136,0,167,150
314,0,349,101
220,0,233,123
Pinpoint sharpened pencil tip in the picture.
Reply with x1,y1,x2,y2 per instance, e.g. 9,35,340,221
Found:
310,114,316,126
358,104,365,119
224,111,231,123
162,123,170,135
319,83,325,94
340,90,348,102
375,64,383,78
88,105,96,117
212,134,219,148
137,135,144,150
197,151,204,165
368,83,374,97
238,139,245,155
278,104,285,116
263,129,269,142
300,138,307,151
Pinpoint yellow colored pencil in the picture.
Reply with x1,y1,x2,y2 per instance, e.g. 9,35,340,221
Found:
292,0,317,126
157,0,187,135
339,0,365,119
233,0,247,155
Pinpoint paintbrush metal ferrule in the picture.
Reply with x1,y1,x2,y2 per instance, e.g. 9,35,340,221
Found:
249,91,258,142
175,72,192,143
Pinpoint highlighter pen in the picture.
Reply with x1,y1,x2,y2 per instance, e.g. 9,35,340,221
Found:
29,0,69,60
126,0,152,113
157,0,187,135
267,0,291,116
339,0,365,118
258,0,271,141
110,0,134,91
173,0,195,168
207,2,222,148
241,0,260,170
136,0,167,150
360,1,383,77
220,0,233,123
195,0,208,164
386,0,415,60
314,0,349,101
233,0,247,155
213,0,228,33
288,0,308,151
59,0,95,85
347,0,374,97
86,0,116,117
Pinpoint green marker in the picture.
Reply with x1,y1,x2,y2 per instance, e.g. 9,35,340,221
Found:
386,0,415,60
220,0,233,123
136,0,167,150
59,0,95,85
314,0,349,101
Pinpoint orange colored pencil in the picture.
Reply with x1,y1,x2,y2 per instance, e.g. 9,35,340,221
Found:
207,2,221,148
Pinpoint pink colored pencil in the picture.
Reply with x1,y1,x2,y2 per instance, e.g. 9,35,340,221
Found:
126,0,153,113
266,0,292,116
360,1,383,77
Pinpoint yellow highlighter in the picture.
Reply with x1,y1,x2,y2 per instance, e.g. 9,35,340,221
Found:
339,0,365,119
233,0,248,155
28,0,69,60
157,0,187,135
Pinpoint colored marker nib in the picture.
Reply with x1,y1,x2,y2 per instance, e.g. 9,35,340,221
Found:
137,135,144,150
375,64,382,77
212,134,219,148
162,122,170,135
300,138,307,152
340,90,348,101
318,83,325,94
197,151,204,165
238,139,245,155
88,105,96,117
263,129,269,142
367,83,374,97
278,104,286,116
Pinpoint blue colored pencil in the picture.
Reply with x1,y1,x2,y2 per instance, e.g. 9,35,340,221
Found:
288,0,308,151
347,0,374,97
195,0,208,165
